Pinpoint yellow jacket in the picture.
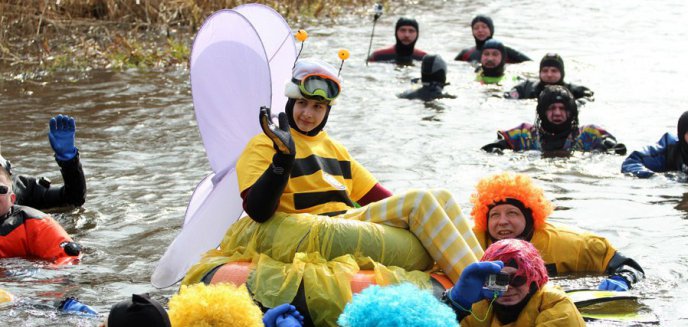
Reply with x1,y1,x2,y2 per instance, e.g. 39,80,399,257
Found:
475,222,616,275
462,284,585,326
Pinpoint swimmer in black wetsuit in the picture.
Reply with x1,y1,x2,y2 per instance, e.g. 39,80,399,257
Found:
368,17,428,65
505,53,594,101
398,54,456,101
455,15,530,64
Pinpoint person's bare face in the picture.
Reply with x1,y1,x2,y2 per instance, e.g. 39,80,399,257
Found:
546,103,569,125
481,49,502,68
396,26,418,45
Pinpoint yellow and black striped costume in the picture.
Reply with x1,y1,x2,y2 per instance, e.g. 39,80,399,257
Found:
236,129,482,282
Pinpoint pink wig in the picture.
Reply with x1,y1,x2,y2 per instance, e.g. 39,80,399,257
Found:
481,239,548,289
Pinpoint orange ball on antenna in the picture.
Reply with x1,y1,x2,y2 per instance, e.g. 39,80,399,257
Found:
295,30,308,42
338,49,350,61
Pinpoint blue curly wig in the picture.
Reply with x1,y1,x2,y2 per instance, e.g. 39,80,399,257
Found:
337,283,458,327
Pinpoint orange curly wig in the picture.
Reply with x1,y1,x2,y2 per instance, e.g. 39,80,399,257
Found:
470,172,554,233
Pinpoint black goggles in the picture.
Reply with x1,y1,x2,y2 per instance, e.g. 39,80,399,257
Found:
0,185,9,195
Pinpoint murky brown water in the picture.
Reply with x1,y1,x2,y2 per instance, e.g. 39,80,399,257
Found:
2,0,688,325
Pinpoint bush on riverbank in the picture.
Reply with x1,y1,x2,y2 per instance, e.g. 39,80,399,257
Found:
0,0,390,74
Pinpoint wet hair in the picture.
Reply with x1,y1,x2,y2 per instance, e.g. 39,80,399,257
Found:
539,53,565,82
420,54,447,85
470,172,554,233
536,85,578,134
481,239,549,290
107,294,171,327
337,283,458,327
167,283,264,327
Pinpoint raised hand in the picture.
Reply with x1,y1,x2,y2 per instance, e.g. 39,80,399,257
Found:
49,114,78,161
449,261,505,310
259,107,295,156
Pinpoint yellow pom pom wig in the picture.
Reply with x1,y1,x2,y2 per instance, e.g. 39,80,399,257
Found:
167,283,264,327
470,172,554,233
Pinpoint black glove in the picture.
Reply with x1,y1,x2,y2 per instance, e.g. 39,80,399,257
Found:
481,140,508,154
599,137,627,155
61,241,82,256
260,107,295,156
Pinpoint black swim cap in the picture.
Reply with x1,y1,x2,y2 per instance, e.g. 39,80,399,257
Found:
537,85,578,134
421,54,447,85
540,53,565,82
108,294,171,327
481,39,506,77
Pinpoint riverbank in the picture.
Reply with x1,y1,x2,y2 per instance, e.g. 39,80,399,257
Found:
0,0,391,76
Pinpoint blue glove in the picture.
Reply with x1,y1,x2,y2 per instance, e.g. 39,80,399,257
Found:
449,261,505,310
58,297,98,316
263,303,304,327
49,114,78,161
598,275,629,291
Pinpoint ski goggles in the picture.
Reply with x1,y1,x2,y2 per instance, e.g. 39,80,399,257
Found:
293,74,341,102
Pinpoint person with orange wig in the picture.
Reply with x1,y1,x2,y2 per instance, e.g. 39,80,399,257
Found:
445,239,585,326
469,172,644,291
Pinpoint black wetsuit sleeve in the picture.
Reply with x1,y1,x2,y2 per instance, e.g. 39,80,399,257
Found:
455,49,469,61
567,83,594,99
12,152,86,209
242,152,294,223
504,80,532,99
605,251,645,287
594,135,628,155
481,139,509,153
505,46,531,63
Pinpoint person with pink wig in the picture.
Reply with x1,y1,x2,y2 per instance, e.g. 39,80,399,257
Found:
444,239,585,326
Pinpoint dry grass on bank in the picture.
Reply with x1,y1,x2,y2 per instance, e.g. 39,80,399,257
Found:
0,0,389,74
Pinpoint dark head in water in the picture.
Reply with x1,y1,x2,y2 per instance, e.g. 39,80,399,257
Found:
471,15,494,49
394,17,420,59
539,53,565,85
536,85,578,134
481,39,506,78
421,54,448,86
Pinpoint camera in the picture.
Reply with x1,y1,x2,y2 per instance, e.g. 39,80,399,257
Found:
485,272,510,292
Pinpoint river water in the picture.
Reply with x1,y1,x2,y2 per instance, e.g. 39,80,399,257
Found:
1,0,688,325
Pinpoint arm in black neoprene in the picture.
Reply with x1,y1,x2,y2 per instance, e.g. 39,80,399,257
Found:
605,251,645,288
242,152,294,223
